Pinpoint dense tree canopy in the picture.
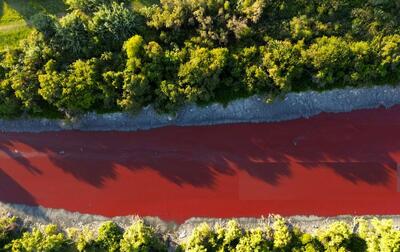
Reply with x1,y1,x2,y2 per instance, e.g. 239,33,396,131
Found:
0,0,400,117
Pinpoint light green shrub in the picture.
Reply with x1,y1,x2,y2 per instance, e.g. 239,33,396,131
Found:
317,221,351,251
96,221,123,252
120,220,166,252
9,224,69,252
272,216,292,250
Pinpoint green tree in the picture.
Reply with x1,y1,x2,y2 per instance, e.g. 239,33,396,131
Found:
90,2,137,52
306,36,353,87
178,47,228,103
120,220,166,252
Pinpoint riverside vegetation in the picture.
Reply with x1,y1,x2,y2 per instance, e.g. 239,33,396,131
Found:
2,214,400,251
0,0,399,118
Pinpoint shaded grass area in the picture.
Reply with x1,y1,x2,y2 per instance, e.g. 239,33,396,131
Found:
0,0,65,49
0,0,158,49
0,25,30,50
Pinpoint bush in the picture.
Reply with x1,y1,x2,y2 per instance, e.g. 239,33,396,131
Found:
120,220,166,252
0,215,20,249
53,11,91,60
8,225,69,252
306,36,353,87
96,221,123,252
317,221,352,251
377,34,400,81
235,228,271,252
90,2,137,52
177,47,228,103
263,39,304,92
39,58,102,114
67,227,96,252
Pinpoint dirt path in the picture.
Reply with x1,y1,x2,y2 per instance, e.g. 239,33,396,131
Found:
0,106,400,223
0,20,26,31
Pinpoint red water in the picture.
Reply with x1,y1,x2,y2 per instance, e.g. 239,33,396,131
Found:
1,106,400,223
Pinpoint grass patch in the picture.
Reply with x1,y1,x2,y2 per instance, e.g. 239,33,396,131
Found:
1,0,66,20
0,0,66,49
0,25,31,50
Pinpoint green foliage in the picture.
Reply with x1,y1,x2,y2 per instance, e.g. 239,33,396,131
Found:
1,0,400,118
306,36,353,87
3,215,400,252
235,228,271,252
0,78,21,117
90,2,137,52
39,58,102,114
214,220,242,251
317,221,351,251
377,34,400,80
178,47,228,103
272,216,292,249
231,46,270,94
67,227,96,252
0,215,20,248
8,224,69,252
53,11,91,60
120,220,166,252
96,221,123,252
358,218,400,252
181,223,216,252
263,39,304,91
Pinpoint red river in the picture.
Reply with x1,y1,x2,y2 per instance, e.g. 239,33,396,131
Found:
1,106,400,223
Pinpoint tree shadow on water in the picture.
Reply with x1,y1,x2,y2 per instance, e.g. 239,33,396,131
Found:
0,107,399,189
0,169,36,205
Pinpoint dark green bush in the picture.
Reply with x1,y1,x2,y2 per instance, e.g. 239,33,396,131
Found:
90,2,137,52
0,215,20,249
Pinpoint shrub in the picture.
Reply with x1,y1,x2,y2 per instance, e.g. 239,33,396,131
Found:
232,46,270,94
0,215,20,249
317,221,352,251
377,34,400,81
67,227,96,252
8,225,69,252
272,216,292,250
120,220,167,252
0,79,21,117
214,220,242,251
90,2,137,52
177,47,228,103
358,218,400,252
39,59,102,114
96,221,123,252
180,223,216,251
263,39,304,92
53,11,91,60
306,36,354,87
235,228,271,252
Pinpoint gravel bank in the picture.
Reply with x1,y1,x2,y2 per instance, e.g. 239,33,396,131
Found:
1,85,399,132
